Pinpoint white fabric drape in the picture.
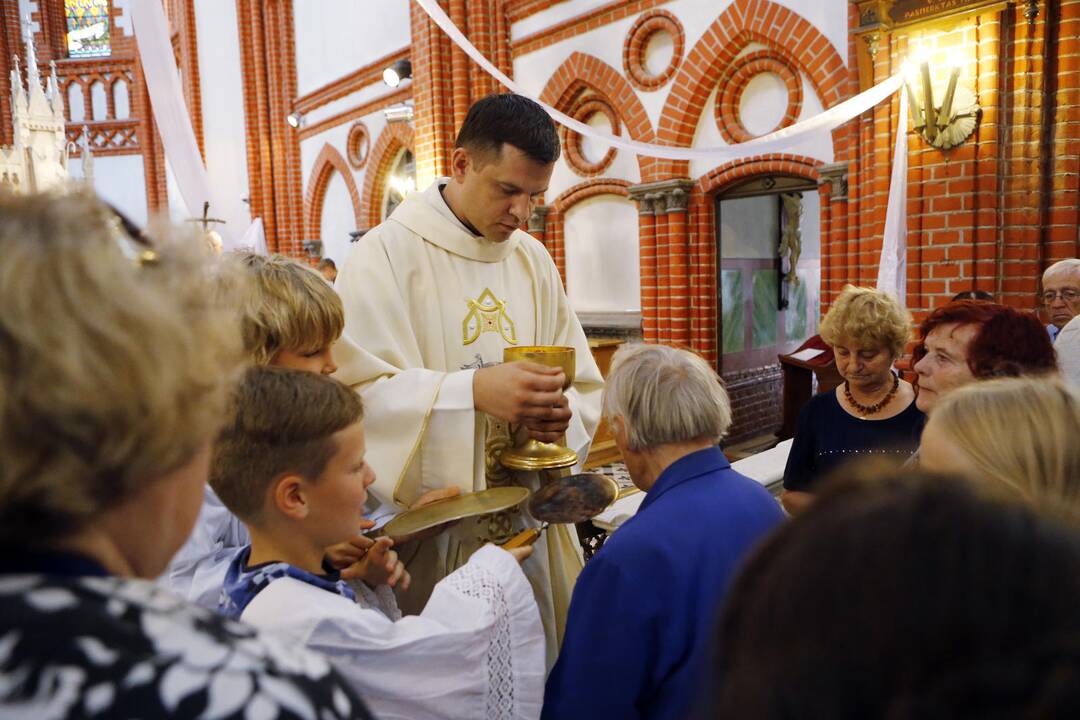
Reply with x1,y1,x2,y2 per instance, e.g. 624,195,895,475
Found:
414,0,902,163
128,0,246,247
876,90,909,302
239,216,268,255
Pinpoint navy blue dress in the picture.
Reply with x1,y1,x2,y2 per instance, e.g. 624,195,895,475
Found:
782,389,925,492
542,447,785,720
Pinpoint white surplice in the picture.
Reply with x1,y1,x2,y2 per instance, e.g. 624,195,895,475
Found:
334,179,604,665
242,544,545,720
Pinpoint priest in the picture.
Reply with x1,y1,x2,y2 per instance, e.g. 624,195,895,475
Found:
334,94,603,664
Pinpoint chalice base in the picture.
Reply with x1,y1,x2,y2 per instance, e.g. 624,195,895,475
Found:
500,439,578,471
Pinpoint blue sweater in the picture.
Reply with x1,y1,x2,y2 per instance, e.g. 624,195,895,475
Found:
543,447,785,720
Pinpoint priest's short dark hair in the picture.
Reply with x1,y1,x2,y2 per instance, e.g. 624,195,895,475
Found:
455,93,561,165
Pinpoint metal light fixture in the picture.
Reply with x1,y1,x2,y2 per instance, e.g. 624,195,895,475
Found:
904,52,980,150
383,59,412,88
383,102,414,123
286,111,305,129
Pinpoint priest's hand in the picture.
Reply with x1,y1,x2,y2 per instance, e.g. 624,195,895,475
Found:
473,361,571,437
521,392,572,442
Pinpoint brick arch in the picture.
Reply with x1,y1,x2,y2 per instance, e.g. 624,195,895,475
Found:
545,178,632,282
695,154,821,196
683,153,824,364
539,52,658,179
304,143,362,243
656,0,846,179
361,123,415,229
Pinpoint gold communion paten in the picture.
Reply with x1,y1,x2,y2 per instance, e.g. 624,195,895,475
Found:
382,486,529,540
499,345,579,471
463,288,517,346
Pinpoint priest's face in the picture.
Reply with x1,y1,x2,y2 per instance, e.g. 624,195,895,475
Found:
451,144,552,242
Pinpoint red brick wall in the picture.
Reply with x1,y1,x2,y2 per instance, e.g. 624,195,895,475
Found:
838,1,1080,327
236,0,305,256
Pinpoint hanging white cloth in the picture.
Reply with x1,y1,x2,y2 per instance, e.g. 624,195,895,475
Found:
239,217,268,255
876,90,910,302
127,0,236,247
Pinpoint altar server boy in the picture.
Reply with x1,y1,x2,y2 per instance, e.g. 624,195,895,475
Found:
212,366,545,720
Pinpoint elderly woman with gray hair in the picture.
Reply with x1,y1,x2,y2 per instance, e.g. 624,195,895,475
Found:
542,344,784,720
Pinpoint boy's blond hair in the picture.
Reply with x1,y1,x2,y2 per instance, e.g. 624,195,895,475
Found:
211,366,363,525
229,253,344,365
0,189,247,544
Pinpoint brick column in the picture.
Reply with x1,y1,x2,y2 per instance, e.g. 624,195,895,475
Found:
628,186,659,343
654,199,672,344
817,162,848,307
665,186,691,347
236,0,304,255
410,0,454,189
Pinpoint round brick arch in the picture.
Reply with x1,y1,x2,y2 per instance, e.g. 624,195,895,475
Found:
361,122,416,230
304,143,362,243
539,52,659,179
654,0,847,180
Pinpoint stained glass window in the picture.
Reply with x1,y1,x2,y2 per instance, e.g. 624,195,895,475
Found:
65,0,111,59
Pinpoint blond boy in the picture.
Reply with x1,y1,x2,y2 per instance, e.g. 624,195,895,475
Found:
215,367,543,720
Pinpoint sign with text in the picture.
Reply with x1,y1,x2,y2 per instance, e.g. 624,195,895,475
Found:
889,0,1001,25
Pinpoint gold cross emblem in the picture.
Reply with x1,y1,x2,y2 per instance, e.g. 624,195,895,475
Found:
463,288,517,346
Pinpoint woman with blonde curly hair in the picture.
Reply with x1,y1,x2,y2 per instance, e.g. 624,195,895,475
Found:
919,375,1080,522
782,285,925,515
0,190,371,718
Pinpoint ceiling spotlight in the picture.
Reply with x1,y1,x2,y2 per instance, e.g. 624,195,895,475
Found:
286,111,305,129
383,59,412,88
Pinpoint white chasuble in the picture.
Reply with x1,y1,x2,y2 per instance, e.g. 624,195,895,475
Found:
334,180,603,666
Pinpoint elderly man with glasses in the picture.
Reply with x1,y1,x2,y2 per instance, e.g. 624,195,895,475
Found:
1042,259,1080,342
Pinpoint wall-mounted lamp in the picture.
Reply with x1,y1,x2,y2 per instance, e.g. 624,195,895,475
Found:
383,59,412,88
904,55,980,150
383,102,414,123
286,111,305,129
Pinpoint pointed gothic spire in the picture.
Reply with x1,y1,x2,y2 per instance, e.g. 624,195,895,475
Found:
21,15,39,86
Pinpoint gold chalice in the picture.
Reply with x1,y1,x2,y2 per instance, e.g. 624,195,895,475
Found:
499,345,578,471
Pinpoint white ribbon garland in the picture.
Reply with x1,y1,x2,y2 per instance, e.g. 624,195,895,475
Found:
414,0,902,162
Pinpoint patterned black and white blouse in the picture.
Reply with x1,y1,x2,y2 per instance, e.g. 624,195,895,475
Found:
0,551,375,719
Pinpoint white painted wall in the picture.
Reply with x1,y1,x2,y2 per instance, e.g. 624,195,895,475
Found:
319,171,356,266
70,154,148,226
292,0,411,97
564,196,640,312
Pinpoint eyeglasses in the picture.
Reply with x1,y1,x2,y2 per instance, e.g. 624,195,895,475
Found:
1041,289,1080,304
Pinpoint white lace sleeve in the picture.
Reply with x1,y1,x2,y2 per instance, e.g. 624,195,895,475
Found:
438,545,544,720
347,580,402,621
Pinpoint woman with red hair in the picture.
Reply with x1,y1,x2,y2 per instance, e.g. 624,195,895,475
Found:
912,300,1056,413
